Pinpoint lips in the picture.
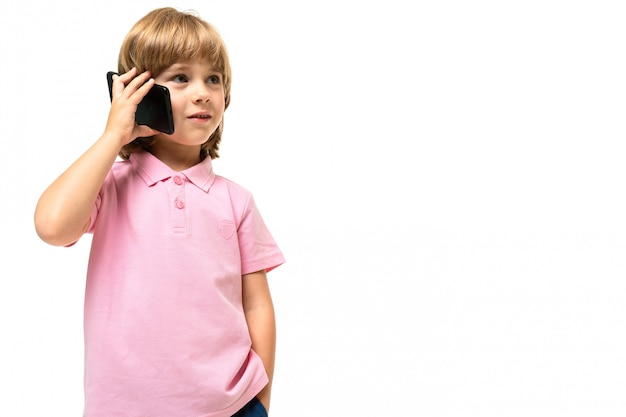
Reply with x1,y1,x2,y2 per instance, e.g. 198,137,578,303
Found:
188,112,211,119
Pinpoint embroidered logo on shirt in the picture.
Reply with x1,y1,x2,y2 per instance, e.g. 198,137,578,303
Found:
219,220,236,239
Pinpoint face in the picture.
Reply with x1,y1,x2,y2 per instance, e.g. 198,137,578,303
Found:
151,61,226,158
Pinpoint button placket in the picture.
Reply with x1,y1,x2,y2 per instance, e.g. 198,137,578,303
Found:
171,175,187,233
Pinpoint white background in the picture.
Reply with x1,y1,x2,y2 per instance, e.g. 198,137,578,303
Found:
1,1,625,416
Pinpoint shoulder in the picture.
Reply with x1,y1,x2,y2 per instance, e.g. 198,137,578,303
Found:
212,175,260,219
214,175,253,200
110,158,133,175
97,158,133,187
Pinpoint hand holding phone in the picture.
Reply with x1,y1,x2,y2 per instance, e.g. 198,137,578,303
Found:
107,71,175,134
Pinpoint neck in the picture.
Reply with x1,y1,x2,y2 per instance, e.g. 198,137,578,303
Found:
148,142,203,171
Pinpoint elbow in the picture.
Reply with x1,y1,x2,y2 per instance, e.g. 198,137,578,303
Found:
34,206,85,247
35,225,68,247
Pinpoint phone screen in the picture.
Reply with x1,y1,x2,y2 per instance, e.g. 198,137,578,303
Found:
107,71,175,134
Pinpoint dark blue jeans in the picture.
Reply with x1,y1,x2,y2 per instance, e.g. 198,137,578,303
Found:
232,397,268,417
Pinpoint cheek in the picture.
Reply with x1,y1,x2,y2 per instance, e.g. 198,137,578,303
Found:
169,97,186,117
216,102,226,117
216,95,226,116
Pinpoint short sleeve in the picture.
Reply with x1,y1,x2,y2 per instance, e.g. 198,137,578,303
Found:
64,189,102,247
86,193,102,234
237,194,285,275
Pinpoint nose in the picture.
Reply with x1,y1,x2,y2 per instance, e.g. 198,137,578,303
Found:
192,83,211,103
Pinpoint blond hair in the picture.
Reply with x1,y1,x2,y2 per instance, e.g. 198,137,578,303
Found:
117,7,231,160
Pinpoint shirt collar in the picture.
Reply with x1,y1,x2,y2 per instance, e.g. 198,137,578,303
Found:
130,151,216,192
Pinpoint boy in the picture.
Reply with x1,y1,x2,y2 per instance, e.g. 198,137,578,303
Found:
34,8,284,417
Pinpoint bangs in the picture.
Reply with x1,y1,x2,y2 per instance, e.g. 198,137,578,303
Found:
119,8,228,77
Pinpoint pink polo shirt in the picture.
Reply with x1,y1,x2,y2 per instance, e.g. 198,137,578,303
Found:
82,151,284,417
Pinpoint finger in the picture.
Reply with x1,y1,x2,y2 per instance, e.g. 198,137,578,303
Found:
110,73,127,99
119,72,153,104
135,77,155,98
118,77,154,108
111,68,137,96
116,67,138,84
112,68,150,100
135,124,161,138
125,70,152,93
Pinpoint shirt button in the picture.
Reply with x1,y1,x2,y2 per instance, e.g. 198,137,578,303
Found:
175,199,185,209
174,176,183,185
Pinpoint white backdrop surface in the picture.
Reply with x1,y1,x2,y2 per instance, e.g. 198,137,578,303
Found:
1,1,625,416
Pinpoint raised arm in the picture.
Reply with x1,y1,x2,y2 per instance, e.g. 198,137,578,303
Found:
34,69,158,246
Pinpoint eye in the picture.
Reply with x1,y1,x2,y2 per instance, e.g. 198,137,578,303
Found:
172,74,188,83
208,75,221,84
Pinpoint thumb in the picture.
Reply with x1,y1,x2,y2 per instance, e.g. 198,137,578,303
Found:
135,125,161,138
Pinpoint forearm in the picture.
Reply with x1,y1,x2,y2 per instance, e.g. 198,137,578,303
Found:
35,69,157,247
34,132,122,246
242,271,276,412
246,302,276,411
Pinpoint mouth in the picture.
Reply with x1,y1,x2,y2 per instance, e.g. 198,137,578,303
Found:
188,112,212,120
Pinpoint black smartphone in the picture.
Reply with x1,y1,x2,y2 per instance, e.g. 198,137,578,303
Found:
107,71,175,134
